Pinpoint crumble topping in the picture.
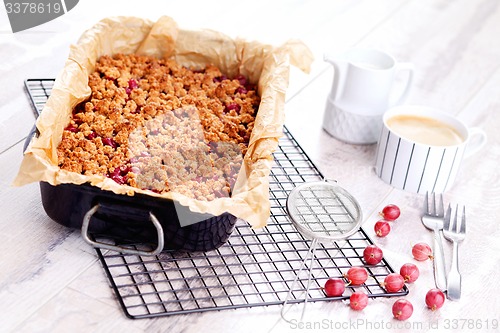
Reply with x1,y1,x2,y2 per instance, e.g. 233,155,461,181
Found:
56,54,260,201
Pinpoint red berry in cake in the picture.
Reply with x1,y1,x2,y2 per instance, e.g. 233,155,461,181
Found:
102,137,118,149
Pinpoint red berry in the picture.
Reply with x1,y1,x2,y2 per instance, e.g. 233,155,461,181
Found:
412,242,433,261
425,288,445,311
392,299,413,320
363,245,383,265
374,220,391,237
383,273,405,292
349,292,368,310
400,263,420,283
102,137,118,149
119,165,131,174
87,131,97,140
235,74,247,86
225,102,241,113
128,79,139,89
107,164,131,185
110,167,121,178
236,86,248,94
114,175,126,184
108,168,126,184
65,124,78,133
379,204,400,221
213,75,227,83
324,278,345,297
150,129,160,136
346,267,368,285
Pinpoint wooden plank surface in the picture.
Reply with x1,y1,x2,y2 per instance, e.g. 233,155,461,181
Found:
1,0,500,332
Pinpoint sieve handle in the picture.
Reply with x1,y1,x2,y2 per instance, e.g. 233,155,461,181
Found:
280,238,319,323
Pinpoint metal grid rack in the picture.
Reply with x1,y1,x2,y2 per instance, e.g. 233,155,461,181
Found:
25,78,408,320
25,79,54,116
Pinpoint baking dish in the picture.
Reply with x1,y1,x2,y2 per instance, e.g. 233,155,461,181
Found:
15,17,314,255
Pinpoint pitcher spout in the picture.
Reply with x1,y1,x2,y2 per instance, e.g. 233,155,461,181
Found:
323,53,347,67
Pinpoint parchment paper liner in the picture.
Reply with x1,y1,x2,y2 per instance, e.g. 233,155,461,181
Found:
13,16,313,228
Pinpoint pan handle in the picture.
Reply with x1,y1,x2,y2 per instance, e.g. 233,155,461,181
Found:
81,204,165,256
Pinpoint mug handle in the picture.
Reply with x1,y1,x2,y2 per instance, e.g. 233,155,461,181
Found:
464,127,487,159
391,62,414,106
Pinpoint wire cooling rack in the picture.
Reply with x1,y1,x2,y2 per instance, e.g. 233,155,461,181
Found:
25,78,408,320
25,79,54,116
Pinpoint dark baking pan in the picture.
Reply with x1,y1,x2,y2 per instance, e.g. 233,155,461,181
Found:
24,128,237,255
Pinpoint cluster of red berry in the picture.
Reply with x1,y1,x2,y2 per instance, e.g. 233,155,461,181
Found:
322,204,446,319
374,204,400,237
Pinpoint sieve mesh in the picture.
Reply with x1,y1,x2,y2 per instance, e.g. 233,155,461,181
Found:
286,181,363,243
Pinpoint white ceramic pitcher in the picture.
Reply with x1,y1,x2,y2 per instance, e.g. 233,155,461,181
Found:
325,48,414,114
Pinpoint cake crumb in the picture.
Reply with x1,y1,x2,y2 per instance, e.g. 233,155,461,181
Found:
57,54,260,200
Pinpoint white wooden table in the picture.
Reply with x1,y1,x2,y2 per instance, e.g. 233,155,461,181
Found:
1,1,500,332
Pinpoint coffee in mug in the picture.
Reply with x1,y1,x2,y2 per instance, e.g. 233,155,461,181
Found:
375,105,487,193
386,115,464,146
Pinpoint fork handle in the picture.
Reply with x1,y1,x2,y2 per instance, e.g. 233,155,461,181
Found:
433,230,447,291
447,241,462,300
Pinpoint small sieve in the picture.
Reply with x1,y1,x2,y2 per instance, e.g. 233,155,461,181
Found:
280,180,363,323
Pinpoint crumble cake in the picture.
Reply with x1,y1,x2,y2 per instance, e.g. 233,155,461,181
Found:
56,53,260,201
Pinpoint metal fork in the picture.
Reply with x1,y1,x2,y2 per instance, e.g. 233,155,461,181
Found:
443,204,466,301
421,192,447,291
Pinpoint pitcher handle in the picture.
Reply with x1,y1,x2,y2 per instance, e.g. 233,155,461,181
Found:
464,127,487,159
391,62,414,106
324,54,346,102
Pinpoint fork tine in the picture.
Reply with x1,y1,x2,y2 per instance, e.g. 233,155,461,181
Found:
424,192,429,214
460,206,466,234
431,192,436,215
444,204,451,230
456,205,465,234
451,204,458,233
437,194,444,217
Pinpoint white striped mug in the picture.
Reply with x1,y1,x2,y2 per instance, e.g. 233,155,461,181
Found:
375,105,487,193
